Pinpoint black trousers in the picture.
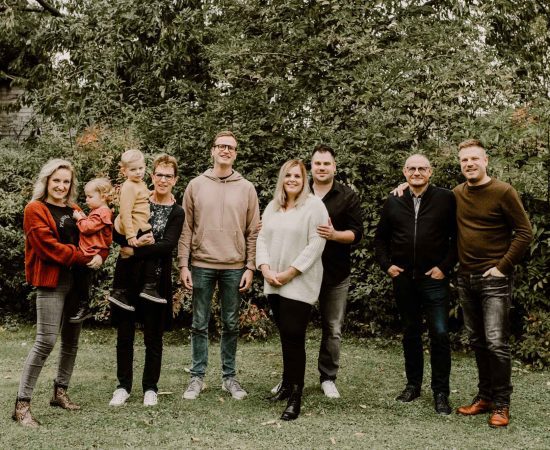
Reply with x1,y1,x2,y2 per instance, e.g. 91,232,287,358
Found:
113,229,159,291
392,274,451,395
116,302,165,393
269,294,312,387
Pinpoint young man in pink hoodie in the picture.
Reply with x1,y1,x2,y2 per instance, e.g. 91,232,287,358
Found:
178,130,260,401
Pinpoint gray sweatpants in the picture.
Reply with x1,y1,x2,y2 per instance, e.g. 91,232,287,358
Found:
17,269,82,400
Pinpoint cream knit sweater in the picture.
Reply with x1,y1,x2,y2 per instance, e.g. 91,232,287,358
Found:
256,194,328,305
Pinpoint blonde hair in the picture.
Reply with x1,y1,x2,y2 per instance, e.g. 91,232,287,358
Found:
212,130,237,148
272,160,310,210
32,159,78,204
85,177,114,205
119,149,144,168
458,139,485,152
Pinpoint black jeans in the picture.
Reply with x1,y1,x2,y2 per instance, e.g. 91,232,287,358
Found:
116,302,165,393
393,274,451,395
458,273,513,407
269,294,312,387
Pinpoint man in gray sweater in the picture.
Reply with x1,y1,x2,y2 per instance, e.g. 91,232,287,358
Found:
178,130,260,400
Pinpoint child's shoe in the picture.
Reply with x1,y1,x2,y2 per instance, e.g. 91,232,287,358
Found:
139,284,167,304
69,306,93,323
108,289,135,311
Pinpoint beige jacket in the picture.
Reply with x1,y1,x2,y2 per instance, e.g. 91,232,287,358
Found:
114,179,151,239
178,169,260,270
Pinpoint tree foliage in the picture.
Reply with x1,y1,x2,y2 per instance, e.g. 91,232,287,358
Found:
1,0,548,366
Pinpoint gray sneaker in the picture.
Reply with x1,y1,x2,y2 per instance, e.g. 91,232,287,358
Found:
183,377,205,400
222,377,248,400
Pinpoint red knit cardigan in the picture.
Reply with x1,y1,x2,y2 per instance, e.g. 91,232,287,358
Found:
24,200,109,288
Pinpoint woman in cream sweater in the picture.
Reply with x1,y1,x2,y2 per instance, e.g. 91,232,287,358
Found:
256,159,328,421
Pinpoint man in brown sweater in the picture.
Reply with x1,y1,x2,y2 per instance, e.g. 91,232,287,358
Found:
454,139,532,428
178,130,260,401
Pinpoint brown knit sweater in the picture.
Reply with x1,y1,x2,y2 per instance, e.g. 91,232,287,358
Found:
453,178,532,275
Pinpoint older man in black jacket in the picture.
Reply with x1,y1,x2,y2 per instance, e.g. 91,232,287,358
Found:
374,154,456,415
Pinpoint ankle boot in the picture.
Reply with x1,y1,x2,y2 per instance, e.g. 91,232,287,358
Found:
268,382,291,402
280,384,302,421
50,384,81,410
12,398,40,428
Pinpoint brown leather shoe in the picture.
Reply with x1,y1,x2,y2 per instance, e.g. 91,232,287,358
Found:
456,396,494,415
50,385,81,411
12,399,40,428
488,406,510,428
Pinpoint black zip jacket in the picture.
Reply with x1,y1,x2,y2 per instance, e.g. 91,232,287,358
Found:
374,185,457,278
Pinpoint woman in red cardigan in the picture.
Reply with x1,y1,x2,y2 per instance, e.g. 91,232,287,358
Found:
13,159,107,428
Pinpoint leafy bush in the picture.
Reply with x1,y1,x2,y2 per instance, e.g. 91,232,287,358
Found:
2,1,549,367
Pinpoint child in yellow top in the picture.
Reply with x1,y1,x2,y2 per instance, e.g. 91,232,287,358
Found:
109,149,166,311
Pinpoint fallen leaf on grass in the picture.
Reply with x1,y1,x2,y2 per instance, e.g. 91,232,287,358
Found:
261,420,277,426
218,397,225,403
157,391,173,396
359,404,367,409
191,437,200,442
330,437,336,445
355,433,365,437
184,368,191,373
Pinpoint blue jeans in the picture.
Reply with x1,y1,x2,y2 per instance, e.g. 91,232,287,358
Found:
318,277,350,382
392,274,451,394
458,273,513,407
190,266,244,379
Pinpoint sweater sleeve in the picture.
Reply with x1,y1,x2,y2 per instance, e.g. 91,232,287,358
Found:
291,199,329,273
177,183,194,268
244,183,260,270
496,187,533,274
24,203,89,267
118,181,138,239
134,206,184,259
373,197,393,273
437,192,458,274
255,203,273,269
76,209,111,235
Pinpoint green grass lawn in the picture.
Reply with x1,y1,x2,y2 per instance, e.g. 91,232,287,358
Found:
1,325,549,449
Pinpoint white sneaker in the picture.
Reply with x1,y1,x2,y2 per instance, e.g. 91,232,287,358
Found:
321,380,341,399
109,388,130,406
271,381,282,394
222,377,248,400
183,377,205,400
143,390,158,406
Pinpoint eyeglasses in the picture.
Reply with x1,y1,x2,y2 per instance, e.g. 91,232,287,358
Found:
153,173,175,181
213,144,236,152
405,166,430,174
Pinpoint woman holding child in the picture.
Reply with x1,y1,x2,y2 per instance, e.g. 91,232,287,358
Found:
14,159,106,428
108,154,184,408
256,160,328,421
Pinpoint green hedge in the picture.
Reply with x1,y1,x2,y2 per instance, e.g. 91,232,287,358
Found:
0,118,548,368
